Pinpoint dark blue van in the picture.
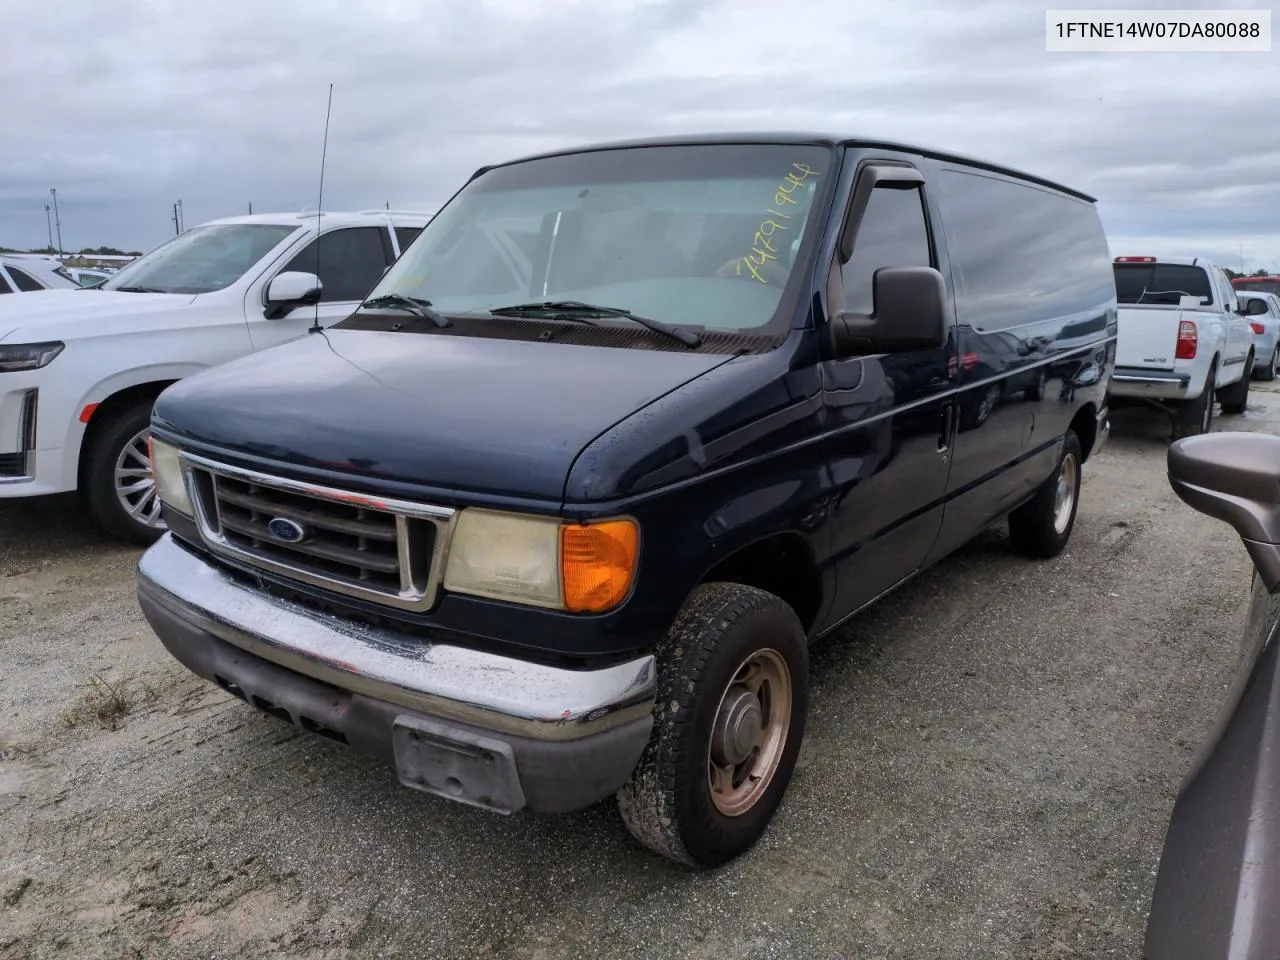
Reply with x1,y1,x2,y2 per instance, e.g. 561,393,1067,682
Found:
136,134,1117,867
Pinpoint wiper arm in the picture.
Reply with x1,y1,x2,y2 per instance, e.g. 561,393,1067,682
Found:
114,285,166,293
489,301,700,347
360,294,451,329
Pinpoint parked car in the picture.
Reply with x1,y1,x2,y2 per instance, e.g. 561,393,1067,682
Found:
1146,430,1280,958
1110,256,1255,438
57,266,115,287
1231,274,1280,298
135,133,1116,868
0,209,432,540
1237,291,1280,381
0,256,78,293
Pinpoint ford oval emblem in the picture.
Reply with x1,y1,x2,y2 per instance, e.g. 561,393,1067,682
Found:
267,517,308,543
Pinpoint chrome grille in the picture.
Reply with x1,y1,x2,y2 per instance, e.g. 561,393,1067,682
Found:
180,451,455,612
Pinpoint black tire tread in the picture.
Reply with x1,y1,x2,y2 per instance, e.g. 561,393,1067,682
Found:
84,400,162,545
616,582,807,868
1261,348,1278,382
1171,366,1216,441
1007,429,1082,560
1219,355,1253,414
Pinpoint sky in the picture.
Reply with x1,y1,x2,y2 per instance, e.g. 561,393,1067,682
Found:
2,0,1277,270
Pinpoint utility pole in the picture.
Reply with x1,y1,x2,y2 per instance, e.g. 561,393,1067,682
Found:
49,188,63,256
172,202,180,236
176,199,184,232
1240,243,1245,274
248,201,253,215
43,204,53,250
385,200,390,210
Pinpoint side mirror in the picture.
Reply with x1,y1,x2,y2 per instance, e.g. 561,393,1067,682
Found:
830,266,951,357
1168,433,1280,591
264,271,322,319
1242,298,1269,317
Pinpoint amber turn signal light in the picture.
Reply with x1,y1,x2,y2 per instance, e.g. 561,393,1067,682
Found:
561,519,639,614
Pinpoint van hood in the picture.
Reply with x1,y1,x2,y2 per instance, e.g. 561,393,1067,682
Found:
0,289,197,342
152,329,735,502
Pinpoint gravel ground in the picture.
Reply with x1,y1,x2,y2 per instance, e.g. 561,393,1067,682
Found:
3,385,1277,959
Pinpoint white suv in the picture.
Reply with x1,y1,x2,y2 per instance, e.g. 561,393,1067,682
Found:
0,209,431,541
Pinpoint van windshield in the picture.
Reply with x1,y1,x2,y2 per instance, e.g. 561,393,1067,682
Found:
363,143,832,333
1113,263,1214,306
101,223,300,294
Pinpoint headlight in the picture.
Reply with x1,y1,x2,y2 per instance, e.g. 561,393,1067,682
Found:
0,341,64,372
148,436,192,515
443,509,639,613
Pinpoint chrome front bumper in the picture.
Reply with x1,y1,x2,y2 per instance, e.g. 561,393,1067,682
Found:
136,535,657,814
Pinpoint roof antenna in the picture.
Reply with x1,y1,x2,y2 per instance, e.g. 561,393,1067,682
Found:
309,83,334,336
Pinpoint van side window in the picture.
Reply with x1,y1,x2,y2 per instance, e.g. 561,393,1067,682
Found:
281,227,393,303
938,169,1114,332
842,186,932,315
0,271,12,294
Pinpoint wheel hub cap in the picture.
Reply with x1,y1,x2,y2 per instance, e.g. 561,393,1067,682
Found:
706,648,793,818
114,427,167,530
1052,453,1078,535
711,687,763,767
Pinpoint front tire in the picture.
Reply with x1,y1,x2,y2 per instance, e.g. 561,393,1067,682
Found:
84,401,167,545
616,583,808,869
1254,347,1278,382
1008,429,1082,559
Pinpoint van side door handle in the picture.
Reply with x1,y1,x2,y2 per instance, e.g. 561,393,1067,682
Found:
938,401,955,454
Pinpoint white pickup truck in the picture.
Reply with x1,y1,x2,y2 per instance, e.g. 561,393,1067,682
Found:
1109,255,1255,439
0,209,432,541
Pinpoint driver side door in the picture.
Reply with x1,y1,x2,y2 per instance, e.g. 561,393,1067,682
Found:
246,226,396,350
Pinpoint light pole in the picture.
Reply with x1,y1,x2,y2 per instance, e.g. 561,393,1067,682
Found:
49,188,63,256
43,204,53,251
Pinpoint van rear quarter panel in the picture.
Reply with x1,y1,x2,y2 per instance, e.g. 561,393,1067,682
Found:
920,161,1117,564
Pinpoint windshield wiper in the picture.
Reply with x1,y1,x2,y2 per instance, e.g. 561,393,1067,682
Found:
360,294,451,329
114,285,166,294
488,301,700,347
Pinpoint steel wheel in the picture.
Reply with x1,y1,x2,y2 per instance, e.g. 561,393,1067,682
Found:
707,648,792,817
114,427,166,530
1052,451,1079,536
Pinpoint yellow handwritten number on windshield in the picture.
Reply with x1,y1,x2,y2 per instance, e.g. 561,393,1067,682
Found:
734,162,818,284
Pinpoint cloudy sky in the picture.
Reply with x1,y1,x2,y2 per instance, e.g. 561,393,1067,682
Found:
2,0,1277,270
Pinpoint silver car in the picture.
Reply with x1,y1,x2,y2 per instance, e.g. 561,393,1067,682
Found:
1238,291,1280,381
1147,432,1280,956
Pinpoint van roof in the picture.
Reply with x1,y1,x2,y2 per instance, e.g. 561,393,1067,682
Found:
474,131,1096,203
